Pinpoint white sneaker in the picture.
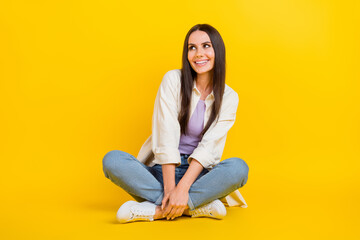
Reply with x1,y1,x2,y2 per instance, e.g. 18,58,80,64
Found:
116,201,156,223
189,199,227,219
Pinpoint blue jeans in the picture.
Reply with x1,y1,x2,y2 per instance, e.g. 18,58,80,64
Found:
102,150,249,210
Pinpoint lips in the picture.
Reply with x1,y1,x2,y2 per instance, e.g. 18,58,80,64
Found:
195,59,209,66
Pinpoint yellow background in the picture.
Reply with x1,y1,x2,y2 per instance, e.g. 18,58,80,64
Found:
1,0,359,239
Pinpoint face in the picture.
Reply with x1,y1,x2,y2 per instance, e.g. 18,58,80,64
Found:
187,30,215,76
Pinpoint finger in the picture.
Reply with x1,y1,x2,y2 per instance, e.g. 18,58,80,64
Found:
162,204,173,217
167,208,176,220
167,206,178,220
175,207,185,220
161,195,169,210
178,207,185,218
171,208,181,220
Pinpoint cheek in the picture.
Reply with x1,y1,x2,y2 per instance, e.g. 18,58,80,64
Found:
209,52,215,67
209,50,215,59
205,49,215,60
188,52,194,61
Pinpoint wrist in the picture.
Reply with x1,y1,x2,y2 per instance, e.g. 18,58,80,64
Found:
176,181,191,192
164,184,176,193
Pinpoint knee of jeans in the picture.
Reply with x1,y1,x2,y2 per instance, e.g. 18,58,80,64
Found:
228,158,249,187
102,150,128,176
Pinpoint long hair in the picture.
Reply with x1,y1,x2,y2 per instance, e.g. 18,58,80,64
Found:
178,24,226,136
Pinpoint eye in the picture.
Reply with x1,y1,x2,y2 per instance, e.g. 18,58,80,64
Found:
188,46,195,50
204,44,211,48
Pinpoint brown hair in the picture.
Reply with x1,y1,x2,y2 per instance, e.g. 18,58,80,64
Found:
179,24,226,136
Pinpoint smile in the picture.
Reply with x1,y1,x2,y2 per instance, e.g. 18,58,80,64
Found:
195,59,209,66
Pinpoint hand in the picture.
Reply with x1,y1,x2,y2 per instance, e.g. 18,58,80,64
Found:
161,186,189,220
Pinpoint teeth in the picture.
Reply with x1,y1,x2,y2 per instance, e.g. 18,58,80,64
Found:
196,60,208,64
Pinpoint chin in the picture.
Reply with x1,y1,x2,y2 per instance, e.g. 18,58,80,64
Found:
195,69,212,75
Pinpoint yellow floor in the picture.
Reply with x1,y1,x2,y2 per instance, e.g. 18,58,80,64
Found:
2,187,358,240
1,152,359,240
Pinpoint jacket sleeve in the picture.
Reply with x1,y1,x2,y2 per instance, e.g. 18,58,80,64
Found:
188,91,239,169
151,70,181,166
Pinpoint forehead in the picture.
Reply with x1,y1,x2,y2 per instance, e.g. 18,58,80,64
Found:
188,30,211,44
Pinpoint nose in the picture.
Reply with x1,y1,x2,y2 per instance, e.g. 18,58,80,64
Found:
195,48,204,57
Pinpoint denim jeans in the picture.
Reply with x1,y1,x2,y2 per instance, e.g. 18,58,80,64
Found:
102,150,249,210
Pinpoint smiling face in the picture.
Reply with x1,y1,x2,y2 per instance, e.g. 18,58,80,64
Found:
187,30,215,77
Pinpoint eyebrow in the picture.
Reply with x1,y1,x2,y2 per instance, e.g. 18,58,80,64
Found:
188,41,211,46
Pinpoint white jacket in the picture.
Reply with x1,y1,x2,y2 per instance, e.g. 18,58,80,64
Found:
137,69,247,208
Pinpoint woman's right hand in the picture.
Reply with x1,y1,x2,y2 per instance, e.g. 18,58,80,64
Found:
161,164,176,217
161,186,189,220
161,183,175,208
161,187,177,220
161,189,172,210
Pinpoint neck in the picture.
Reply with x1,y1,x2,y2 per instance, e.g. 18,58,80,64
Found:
196,72,213,92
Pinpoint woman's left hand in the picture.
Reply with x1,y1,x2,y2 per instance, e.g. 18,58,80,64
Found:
162,186,189,220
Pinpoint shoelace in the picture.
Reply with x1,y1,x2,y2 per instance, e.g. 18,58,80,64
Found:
191,204,212,217
129,206,154,220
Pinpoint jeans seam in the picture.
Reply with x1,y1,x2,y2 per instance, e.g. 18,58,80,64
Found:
188,195,195,210
155,192,164,205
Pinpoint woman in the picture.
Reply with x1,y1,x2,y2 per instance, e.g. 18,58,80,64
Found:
102,24,249,223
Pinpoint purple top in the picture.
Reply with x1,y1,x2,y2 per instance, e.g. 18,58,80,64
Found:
178,99,206,155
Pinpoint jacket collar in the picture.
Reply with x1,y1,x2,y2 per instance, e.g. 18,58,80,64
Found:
192,81,215,100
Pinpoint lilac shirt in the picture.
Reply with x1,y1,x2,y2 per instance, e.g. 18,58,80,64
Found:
178,99,206,155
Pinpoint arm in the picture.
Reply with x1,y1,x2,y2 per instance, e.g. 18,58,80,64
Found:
188,91,239,169
162,159,204,220
151,70,182,166
161,164,176,193
162,91,240,219
160,164,176,214
177,159,204,191
151,70,181,215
